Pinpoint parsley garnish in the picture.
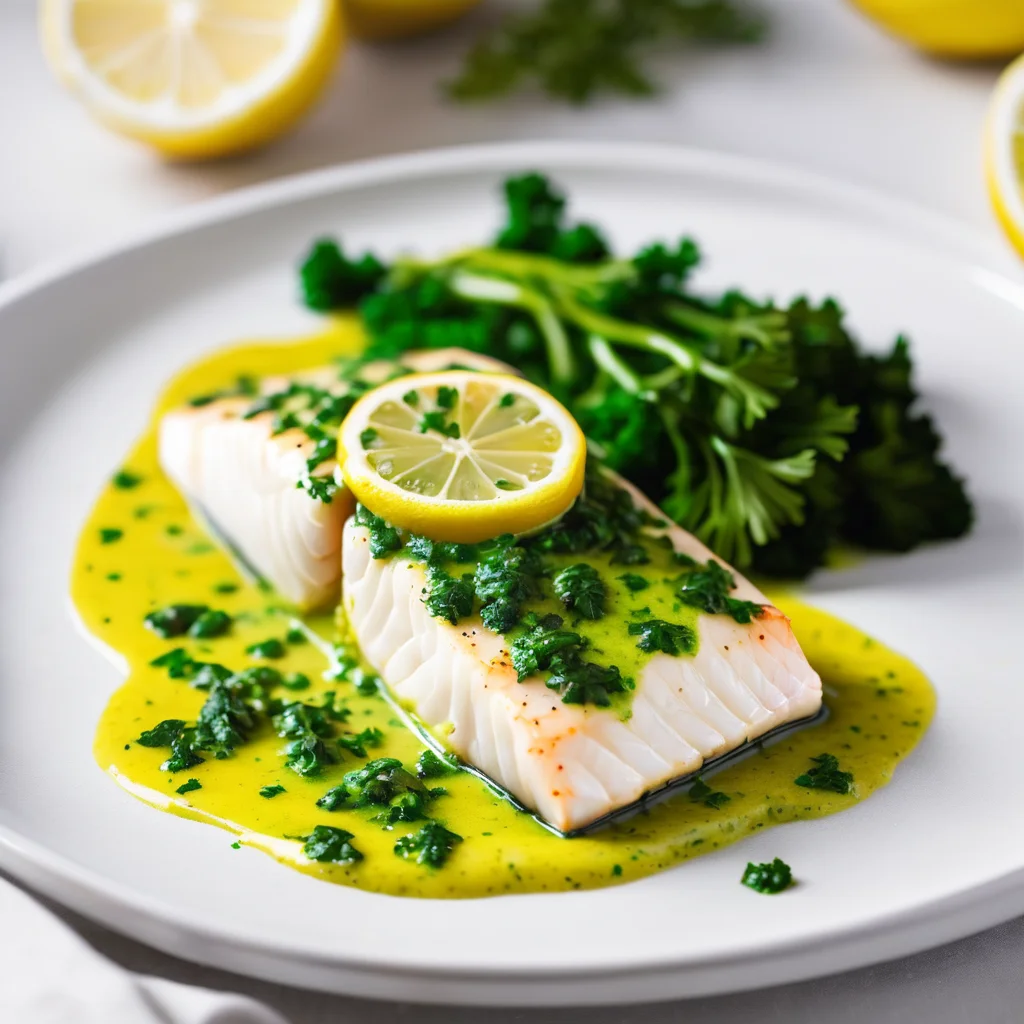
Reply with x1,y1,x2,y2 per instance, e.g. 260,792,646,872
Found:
394,822,463,868
794,753,854,795
689,777,730,809
423,565,475,625
741,857,794,894
552,563,606,620
302,825,363,865
342,757,443,827
628,619,696,656
259,784,286,798
112,470,142,489
144,604,231,639
617,573,650,592
416,748,458,779
676,560,764,624
175,778,202,795
246,638,285,660
99,528,123,544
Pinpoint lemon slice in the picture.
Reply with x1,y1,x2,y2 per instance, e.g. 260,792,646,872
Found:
338,371,587,543
40,0,343,159
986,54,1024,259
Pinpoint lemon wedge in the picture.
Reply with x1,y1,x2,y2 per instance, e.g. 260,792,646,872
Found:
338,371,587,543
40,0,343,159
345,0,480,40
986,55,1024,259
848,0,1024,58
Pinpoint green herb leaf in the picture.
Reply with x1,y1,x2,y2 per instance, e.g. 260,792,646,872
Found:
689,776,730,809
794,753,854,795
259,784,286,798
302,825,363,864
394,822,463,868
552,563,607,620
741,857,793,894
175,778,202,795
628,618,696,656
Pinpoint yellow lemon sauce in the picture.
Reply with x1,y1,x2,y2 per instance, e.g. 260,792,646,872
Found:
74,319,935,898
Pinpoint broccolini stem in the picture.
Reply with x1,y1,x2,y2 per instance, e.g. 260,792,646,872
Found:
587,335,646,395
556,293,777,425
448,270,577,384
661,299,790,350
456,248,635,289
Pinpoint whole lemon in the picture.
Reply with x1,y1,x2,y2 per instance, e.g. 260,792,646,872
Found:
848,0,1024,58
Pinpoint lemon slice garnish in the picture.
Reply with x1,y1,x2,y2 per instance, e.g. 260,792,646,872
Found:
338,371,587,543
986,54,1024,259
40,0,343,159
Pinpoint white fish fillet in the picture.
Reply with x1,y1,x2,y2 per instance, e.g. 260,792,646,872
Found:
343,474,822,832
159,349,513,610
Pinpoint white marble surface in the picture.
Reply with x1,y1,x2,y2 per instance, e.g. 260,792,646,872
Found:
1,0,1022,1018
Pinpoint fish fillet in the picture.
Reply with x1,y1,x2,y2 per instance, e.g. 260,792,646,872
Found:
343,474,822,832
159,349,513,609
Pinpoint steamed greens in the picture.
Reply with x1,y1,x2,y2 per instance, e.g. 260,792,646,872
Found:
299,173,972,578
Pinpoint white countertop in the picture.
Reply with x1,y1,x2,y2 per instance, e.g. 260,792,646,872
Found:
1,0,1021,1019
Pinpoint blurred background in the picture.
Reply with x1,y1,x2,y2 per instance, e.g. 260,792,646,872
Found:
2,0,1022,277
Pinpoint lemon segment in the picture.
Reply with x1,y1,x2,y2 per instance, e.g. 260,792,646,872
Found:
345,0,481,40
338,371,587,543
985,55,1024,260
40,0,343,159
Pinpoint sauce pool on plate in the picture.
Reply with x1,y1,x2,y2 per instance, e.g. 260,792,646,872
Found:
73,319,936,898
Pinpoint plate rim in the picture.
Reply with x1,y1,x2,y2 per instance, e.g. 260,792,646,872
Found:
2,140,1024,1004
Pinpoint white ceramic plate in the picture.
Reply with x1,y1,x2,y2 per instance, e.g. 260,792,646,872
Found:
1,143,1023,1007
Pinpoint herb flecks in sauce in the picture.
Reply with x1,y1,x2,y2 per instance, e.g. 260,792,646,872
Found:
794,753,854,795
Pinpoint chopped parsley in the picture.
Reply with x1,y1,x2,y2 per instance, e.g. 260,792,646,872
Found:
99,528,123,544
342,757,443,826
246,638,285,659
617,573,650,592
144,604,231,640
394,822,463,868
676,560,764,624
416,748,458,779
511,613,629,706
354,503,402,558
316,786,350,811
137,720,187,747
741,858,794,894
418,409,460,438
794,753,854,795
552,563,606,620
272,697,346,777
338,727,385,758
112,470,142,489
688,777,730,809
628,619,696,656
189,609,232,639
302,825,363,865
280,672,311,691
175,778,202,795
259,784,286,798
498,392,515,408
423,565,475,624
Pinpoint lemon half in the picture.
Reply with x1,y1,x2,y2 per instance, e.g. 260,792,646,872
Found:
986,55,1024,259
41,0,343,159
848,0,1024,58
338,371,587,543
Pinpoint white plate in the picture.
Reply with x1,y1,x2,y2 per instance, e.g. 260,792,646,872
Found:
1,142,1023,1007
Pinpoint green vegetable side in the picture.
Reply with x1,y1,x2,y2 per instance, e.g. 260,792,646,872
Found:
298,173,972,580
